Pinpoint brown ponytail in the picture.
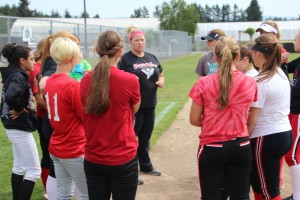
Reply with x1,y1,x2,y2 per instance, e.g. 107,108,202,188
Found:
214,36,239,110
85,30,123,115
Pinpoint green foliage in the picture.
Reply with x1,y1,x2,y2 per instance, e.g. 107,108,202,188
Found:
130,6,149,18
64,9,72,18
245,27,256,41
50,9,61,18
246,0,262,21
80,11,89,18
93,14,100,18
196,3,247,22
221,4,231,22
158,0,199,35
153,5,161,18
0,4,18,16
18,0,31,17
0,0,298,21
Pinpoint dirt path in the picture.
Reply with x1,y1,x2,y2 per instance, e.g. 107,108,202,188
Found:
136,99,292,200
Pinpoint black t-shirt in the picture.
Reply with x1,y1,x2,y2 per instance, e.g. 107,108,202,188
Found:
287,57,300,114
118,51,163,108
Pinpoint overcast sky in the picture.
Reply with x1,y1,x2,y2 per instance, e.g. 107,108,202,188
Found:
1,0,299,19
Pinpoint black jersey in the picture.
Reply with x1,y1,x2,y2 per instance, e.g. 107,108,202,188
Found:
119,51,163,108
287,57,300,113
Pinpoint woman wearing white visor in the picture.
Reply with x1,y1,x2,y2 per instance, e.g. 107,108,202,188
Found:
256,20,290,77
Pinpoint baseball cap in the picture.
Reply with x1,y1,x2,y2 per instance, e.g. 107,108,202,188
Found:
256,23,278,35
201,31,220,40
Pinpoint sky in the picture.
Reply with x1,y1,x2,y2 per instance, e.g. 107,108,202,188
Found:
1,0,299,19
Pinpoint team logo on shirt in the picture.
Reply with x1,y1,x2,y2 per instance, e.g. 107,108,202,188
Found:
133,62,158,69
1,89,10,119
208,62,218,74
133,62,158,79
142,67,154,79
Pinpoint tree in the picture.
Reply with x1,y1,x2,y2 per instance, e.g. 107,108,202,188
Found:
64,9,71,18
50,9,61,18
193,3,203,22
245,0,262,21
238,9,247,21
18,0,32,17
31,9,47,17
153,5,161,18
232,4,239,22
81,11,89,18
159,0,199,35
221,4,231,22
182,4,199,35
0,4,18,16
203,5,213,22
131,6,149,18
212,5,221,22
94,14,100,18
244,27,256,41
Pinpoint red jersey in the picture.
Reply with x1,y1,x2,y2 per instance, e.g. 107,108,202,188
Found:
28,62,46,117
44,74,85,158
80,67,140,165
189,70,258,145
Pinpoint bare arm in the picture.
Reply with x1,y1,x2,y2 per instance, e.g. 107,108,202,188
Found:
156,72,165,88
34,93,46,109
281,52,290,64
39,76,49,94
133,101,141,113
189,101,204,127
247,107,261,134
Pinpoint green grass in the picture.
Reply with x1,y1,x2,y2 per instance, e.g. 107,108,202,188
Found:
0,53,200,199
289,53,300,61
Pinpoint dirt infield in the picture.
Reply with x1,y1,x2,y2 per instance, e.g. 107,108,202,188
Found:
136,99,293,200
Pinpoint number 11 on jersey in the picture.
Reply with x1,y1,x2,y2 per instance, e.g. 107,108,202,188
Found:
45,92,60,121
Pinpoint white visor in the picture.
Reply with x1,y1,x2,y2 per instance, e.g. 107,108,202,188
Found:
256,24,278,35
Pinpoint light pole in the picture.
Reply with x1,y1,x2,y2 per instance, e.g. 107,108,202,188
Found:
83,0,88,57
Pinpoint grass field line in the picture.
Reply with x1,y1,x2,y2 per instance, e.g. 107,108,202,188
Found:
155,101,176,127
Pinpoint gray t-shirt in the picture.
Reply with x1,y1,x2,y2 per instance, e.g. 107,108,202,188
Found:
195,51,218,76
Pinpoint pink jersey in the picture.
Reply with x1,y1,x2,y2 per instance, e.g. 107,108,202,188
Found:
80,67,140,165
44,73,85,158
189,70,258,145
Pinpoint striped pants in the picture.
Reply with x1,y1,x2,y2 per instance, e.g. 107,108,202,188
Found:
250,131,292,200
285,113,300,166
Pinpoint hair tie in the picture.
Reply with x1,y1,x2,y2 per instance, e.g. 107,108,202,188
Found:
129,30,144,41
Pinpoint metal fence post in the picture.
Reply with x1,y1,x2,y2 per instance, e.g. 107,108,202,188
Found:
7,18,11,43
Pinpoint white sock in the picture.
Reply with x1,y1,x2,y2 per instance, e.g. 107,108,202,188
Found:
290,164,300,200
46,176,57,200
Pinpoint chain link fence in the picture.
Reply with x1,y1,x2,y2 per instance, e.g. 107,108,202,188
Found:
0,16,192,60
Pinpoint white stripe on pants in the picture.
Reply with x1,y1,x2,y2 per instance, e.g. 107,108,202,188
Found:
6,129,41,182
50,154,88,200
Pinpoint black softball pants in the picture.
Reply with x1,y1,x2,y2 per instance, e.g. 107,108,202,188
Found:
134,107,156,172
197,137,252,200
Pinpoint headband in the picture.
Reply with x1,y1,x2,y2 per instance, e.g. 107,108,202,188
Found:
129,30,144,40
252,42,277,54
